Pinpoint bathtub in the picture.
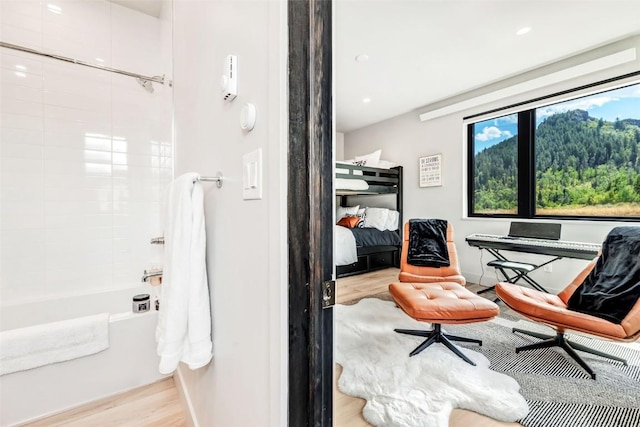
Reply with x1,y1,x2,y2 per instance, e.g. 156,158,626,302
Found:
0,285,168,427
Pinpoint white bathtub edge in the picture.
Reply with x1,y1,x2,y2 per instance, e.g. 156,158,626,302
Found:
0,309,166,426
174,368,199,427
109,309,156,322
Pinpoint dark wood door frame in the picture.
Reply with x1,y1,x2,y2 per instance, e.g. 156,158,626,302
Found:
288,0,333,426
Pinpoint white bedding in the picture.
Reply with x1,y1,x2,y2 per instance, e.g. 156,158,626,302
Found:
335,225,358,266
337,159,397,169
336,178,369,191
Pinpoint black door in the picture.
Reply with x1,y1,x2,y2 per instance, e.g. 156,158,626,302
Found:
288,0,334,426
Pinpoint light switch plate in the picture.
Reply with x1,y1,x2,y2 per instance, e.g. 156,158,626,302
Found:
242,149,262,200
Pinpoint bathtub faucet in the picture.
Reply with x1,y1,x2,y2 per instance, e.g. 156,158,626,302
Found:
142,269,163,282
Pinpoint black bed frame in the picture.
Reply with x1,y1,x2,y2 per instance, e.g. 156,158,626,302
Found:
336,164,403,277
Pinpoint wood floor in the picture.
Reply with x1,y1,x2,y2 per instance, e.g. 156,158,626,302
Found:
335,268,521,427
24,268,517,427
23,377,185,427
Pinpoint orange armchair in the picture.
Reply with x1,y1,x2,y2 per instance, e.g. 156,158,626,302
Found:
496,256,640,379
388,220,499,365
399,222,466,285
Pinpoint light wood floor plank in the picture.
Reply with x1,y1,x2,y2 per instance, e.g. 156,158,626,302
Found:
337,268,399,304
23,377,185,427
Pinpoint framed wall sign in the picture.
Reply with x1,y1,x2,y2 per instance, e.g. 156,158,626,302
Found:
419,154,442,187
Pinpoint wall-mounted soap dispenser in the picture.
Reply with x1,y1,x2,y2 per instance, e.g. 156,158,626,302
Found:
220,54,237,101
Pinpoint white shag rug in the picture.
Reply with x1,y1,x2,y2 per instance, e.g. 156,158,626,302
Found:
335,298,529,427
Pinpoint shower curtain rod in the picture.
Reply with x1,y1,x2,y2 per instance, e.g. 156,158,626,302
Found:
0,41,171,87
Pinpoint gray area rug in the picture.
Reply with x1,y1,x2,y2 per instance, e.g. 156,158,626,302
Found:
445,316,640,427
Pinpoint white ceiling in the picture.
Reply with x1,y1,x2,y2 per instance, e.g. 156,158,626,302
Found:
335,0,640,133
104,0,640,132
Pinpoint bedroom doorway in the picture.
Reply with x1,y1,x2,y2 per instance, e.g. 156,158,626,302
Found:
287,1,334,426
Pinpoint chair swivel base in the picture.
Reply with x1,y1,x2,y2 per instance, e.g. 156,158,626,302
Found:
395,323,481,366
513,328,628,380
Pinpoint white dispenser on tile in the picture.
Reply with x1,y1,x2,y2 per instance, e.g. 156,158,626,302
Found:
220,54,237,101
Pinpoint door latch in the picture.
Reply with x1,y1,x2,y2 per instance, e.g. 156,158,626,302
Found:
322,280,335,309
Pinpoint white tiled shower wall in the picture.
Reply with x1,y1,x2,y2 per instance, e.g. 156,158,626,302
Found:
0,0,173,305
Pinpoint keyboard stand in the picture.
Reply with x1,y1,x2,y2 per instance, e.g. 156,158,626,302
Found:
477,247,556,294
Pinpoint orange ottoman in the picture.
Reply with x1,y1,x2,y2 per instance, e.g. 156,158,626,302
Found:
389,282,500,365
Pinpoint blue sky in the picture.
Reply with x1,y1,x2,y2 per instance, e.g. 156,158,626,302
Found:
473,114,518,154
474,83,640,154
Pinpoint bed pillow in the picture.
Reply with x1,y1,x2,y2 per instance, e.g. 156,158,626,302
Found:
335,178,369,191
355,149,382,167
385,210,400,231
353,208,366,228
376,160,398,169
363,207,389,231
337,216,361,229
336,205,359,221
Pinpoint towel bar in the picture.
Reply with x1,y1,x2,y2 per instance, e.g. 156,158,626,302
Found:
196,171,224,188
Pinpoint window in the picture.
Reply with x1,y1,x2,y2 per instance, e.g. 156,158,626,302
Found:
468,82,640,220
469,113,519,215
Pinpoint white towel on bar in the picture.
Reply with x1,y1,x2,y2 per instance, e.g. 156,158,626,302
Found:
156,172,213,374
0,313,109,376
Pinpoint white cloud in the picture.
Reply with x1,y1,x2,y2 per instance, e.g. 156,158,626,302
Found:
493,114,517,125
537,96,616,119
475,126,513,142
537,84,640,120
613,84,640,99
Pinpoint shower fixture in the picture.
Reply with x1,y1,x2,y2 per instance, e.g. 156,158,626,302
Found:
136,77,155,93
135,75,169,93
0,41,172,92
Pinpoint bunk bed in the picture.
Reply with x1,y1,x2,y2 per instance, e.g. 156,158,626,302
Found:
335,163,403,277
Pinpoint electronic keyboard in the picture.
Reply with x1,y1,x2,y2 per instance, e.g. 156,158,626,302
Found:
465,233,601,260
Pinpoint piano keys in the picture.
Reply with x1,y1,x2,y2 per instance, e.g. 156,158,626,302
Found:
465,233,601,260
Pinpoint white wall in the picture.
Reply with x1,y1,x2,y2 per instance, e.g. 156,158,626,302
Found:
171,1,287,426
344,36,640,294
336,131,345,160
0,1,172,305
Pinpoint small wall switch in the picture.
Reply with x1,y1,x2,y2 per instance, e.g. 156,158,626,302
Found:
242,149,262,200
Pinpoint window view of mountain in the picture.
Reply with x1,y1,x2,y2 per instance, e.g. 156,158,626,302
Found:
474,109,640,216
473,132,518,214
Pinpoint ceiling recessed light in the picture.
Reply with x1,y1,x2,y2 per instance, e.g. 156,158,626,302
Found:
14,71,26,78
15,65,27,71
516,26,531,36
355,54,369,63
95,58,105,63
362,98,371,103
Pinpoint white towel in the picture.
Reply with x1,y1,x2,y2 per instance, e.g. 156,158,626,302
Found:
0,313,109,376
156,173,213,374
